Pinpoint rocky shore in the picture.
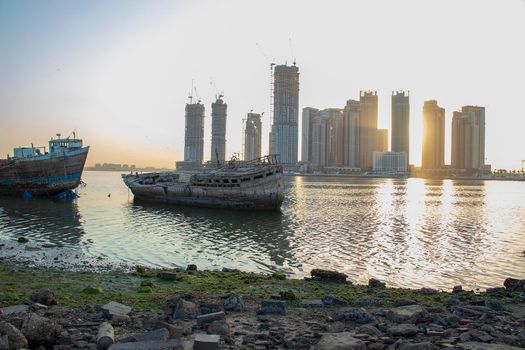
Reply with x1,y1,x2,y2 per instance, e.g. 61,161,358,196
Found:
1,265,524,350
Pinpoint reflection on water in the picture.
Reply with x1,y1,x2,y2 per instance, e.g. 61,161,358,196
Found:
1,171,525,290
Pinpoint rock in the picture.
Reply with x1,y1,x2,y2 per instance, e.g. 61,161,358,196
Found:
0,335,8,350
111,314,131,325
317,332,366,350
199,304,222,315
129,328,170,342
468,329,493,342
503,278,525,292
385,305,427,324
196,312,226,328
387,324,420,337
299,299,324,308
30,303,48,311
17,237,29,243
207,320,229,336
458,333,472,342
172,299,198,320
157,272,178,281
368,278,386,288
332,310,374,324
353,298,383,307
30,288,57,306
398,341,436,350
457,342,524,350
222,294,243,312
484,299,504,311
310,269,347,282
0,305,29,316
419,287,439,295
327,322,345,333
96,322,114,350
152,322,183,340
393,300,417,307
453,285,463,293
355,325,381,336
108,340,184,350
194,334,219,350
444,296,462,305
279,290,299,300
21,313,62,347
322,295,349,306
257,300,285,315
0,321,28,349
101,301,131,318
186,264,197,272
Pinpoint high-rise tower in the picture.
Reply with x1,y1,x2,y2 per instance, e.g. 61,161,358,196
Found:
422,100,445,169
244,112,262,161
343,100,360,168
270,64,299,164
210,96,227,164
184,101,205,164
451,106,485,170
358,91,378,170
391,91,410,166
301,107,319,163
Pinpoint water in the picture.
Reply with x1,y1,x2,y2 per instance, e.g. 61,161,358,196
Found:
1,171,524,290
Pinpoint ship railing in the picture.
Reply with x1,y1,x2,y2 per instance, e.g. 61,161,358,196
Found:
224,154,280,169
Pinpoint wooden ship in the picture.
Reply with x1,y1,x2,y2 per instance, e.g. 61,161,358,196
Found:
0,133,89,197
122,155,284,211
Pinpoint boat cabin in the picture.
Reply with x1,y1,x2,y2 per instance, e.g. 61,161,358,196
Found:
48,138,83,154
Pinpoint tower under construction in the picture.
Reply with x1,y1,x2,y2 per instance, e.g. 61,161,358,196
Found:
184,101,205,164
270,63,299,164
210,96,227,164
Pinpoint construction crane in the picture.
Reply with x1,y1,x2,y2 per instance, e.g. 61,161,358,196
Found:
209,78,224,100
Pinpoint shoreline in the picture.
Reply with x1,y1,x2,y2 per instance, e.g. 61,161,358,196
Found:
1,263,524,349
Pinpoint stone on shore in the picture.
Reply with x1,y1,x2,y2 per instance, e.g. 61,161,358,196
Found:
17,237,28,243
387,323,420,337
123,328,170,343
504,278,525,292
311,269,348,282
317,332,366,350
257,300,286,315
29,288,57,306
96,322,114,350
0,305,28,316
172,299,199,320
101,301,132,318
368,278,386,288
398,341,436,350
332,310,374,324
186,264,197,272
299,299,325,308
457,342,524,350
108,340,184,350
206,320,229,336
385,305,427,324
21,313,61,347
194,334,219,350
158,272,178,281
322,295,349,306
0,321,28,350
196,312,225,328
222,294,243,312
0,335,8,350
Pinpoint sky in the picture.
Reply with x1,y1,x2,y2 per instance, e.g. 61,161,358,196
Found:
1,0,524,169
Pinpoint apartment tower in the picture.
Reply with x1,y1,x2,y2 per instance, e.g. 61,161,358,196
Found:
451,106,486,170
270,64,300,164
343,100,360,168
358,91,378,170
422,100,445,169
391,91,410,167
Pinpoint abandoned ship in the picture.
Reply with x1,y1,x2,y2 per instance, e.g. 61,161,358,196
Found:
122,155,284,211
0,133,90,197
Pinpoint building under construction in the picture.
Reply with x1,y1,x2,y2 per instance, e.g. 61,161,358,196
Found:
210,96,227,164
244,112,262,161
183,101,205,164
270,63,299,164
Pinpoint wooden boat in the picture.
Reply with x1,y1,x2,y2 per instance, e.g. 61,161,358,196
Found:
123,155,284,211
0,134,89,197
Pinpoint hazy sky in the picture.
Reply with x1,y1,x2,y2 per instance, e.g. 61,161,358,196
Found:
1,0,524,169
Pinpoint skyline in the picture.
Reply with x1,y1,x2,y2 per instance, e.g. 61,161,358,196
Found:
1,0,525,169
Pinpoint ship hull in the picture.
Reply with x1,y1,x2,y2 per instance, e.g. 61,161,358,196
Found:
0,147,89,196
123,163,284,211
